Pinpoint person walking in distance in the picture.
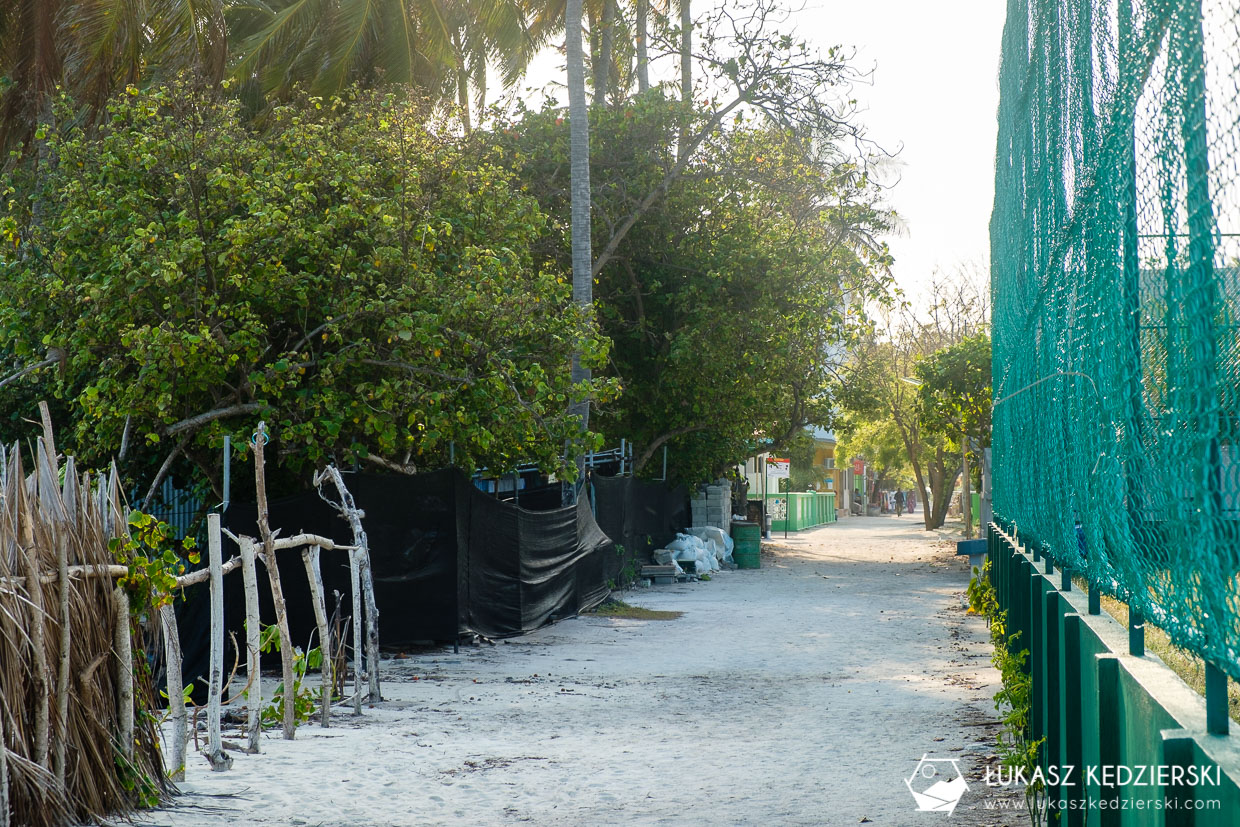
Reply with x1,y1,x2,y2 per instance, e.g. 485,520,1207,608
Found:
894,489,905,517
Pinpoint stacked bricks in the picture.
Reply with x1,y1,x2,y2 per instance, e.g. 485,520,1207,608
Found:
690,483,731,533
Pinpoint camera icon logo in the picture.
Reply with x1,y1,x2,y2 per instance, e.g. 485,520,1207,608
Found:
905,754,969,815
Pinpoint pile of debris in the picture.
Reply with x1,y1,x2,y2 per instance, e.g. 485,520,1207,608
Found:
640,527,735,584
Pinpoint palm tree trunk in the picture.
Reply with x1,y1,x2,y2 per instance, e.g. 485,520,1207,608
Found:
452,30,472,134
680,0,692,105
566,0,592,432
636,0,650,92
600,0,616,105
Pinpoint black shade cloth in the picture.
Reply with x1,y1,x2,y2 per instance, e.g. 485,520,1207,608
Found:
174,469,685,695
590,474,688,581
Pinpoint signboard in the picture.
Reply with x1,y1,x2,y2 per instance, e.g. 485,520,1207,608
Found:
852,458,865,475
766,458,790,479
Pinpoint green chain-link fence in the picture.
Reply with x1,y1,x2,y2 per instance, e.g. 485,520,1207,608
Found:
991,0,1239,678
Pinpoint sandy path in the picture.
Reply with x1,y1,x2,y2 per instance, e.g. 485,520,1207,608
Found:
135,515,1023,826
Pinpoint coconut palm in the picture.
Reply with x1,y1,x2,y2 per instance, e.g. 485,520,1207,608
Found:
565,0,592,434
228,0,535,130
0,0,230,149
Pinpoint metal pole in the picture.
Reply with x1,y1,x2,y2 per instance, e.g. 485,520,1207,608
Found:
1205,663,1229,735
222,435,231,513
1129,608,1145,657
661,445,668,481
620,439,626,475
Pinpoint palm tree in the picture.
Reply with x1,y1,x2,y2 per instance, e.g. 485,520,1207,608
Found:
0,0,230,149
229,0,535,131
566,0,592,433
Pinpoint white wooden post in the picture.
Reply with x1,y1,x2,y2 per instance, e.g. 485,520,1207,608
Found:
159,604,187,780
113,586,133,764
301,546,332,727
239,538,261,753
203,513,230,770
349,548,363,716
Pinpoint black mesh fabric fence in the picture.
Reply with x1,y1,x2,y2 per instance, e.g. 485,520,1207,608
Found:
591,474,689,583
176,469,687,687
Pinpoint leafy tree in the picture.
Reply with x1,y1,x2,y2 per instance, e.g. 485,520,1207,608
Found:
836,415,912,500
840,275,989,529
0,84,610,500
916,332,992,450
494,95,892,484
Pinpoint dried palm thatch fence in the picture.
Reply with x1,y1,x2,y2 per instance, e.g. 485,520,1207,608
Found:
0,430,165,826
0,417,380,826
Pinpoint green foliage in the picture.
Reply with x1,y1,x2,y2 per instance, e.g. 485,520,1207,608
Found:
916,332,992,448
113,750,161,809
256,624,321,728
108,510,199,614
0,83,612,493
970,561,1047,826
836,415,912,492
493,95,893,483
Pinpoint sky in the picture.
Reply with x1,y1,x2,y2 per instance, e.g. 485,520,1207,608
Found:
515,1,1009,307
794,1,1009,304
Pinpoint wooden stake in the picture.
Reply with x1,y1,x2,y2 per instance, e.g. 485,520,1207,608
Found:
349,548,362,716
19,478,50,768
301,546,332,727
159,604,187,781
53,524,70,787
113,585,133,764
253,423,297,740
0,670,8,827
203,513,230,770
239,538,261,753
318,466,381,704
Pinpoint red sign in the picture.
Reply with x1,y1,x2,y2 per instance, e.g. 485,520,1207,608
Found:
852,459,865,475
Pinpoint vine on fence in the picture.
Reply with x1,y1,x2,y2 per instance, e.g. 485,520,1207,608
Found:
110,510,199,613
969,561,1047,826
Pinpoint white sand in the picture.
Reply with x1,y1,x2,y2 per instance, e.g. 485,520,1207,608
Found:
130,515,1025,826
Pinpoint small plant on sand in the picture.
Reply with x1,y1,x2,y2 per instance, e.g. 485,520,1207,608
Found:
257,625,322,728
969,561,1047,826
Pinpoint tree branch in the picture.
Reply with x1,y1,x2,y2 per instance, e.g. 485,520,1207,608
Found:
164,402,263,436
632,423,711,472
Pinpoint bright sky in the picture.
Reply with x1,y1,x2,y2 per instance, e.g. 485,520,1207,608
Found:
798,1,1008,303
513,1,1009,305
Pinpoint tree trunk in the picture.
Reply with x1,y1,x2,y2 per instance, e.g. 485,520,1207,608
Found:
239,538,261,752
253,424,298,740
636,0,650,92
453,30,472,133
113,587,133,765
349,549,363,716
926,448,961,530
600,0,615,105
680,0,692,112
566,0,593,434
961,444,972,539
160,604,188,780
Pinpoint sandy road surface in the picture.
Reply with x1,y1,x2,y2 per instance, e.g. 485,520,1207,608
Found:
136,515,1024,826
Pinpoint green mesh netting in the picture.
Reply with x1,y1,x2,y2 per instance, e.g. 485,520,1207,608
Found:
990,0,1240,678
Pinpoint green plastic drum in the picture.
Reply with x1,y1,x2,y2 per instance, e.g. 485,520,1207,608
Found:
731,521,761,569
